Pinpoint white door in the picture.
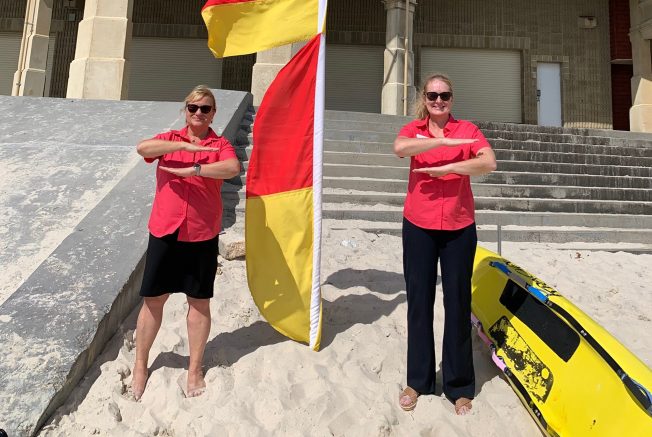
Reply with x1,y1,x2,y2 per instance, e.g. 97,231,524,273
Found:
128,37,222,102
325,44,384,113
537,63,562,127
420,48,522,123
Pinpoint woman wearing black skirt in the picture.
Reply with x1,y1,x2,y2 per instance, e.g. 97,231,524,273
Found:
132,85,241,400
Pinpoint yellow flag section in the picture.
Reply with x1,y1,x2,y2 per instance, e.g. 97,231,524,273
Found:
201,0,319,57
472,246,652,436
245,34,325,351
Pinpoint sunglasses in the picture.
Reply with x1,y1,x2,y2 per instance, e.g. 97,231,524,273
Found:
186,104,213,114
424,91,453,102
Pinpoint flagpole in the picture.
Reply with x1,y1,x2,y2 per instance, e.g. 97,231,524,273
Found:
403,0,410,116
310,0,328,351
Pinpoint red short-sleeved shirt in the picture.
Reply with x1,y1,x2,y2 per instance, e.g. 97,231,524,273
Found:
144,126,237,242
398,116,491,230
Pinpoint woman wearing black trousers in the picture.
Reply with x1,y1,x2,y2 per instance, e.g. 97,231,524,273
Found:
394,73,497,415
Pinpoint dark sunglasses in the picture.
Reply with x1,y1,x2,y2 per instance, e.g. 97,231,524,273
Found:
186,104,213,114
424,91,453,102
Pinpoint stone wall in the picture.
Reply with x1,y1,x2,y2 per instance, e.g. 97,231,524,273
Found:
413,0,612,128
3,0,616,128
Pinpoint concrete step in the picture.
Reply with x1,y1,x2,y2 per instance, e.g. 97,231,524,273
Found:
323,129,401,144
324,140,393,154
323,163,407,180
320,176,652,201
322,110,652,138
493,149,652,167
246,139,652,170
319,113,652,148
498,160,652,177
321,163,652,189
236,146,652,179
474,196,652,215
322,151,652,179
475,120,652,143
242,145,652,178
482,129,652,148
323,110,412,125
490,138,652,157
323,219,652,244
319,189,652,214
480,129,652,148
223,177,652,206
317,203,652,228
472,183,652,202
324,150,404,166
475,171,652,189
224,191,652,243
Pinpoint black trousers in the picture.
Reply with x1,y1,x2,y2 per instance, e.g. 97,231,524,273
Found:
402,217,477,401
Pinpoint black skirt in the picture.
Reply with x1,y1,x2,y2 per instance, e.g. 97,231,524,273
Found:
139,230,219,299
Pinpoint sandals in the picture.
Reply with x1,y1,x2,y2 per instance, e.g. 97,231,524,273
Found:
399,386,419,411
454,397,473,415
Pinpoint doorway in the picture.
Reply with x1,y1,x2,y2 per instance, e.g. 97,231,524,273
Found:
537,63,562,127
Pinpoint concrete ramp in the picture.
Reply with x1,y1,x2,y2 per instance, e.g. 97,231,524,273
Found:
0,90,251,436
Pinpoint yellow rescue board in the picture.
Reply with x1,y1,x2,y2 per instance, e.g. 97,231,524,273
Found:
472,246,652,436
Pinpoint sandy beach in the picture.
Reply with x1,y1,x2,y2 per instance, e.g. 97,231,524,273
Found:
38,227,652,437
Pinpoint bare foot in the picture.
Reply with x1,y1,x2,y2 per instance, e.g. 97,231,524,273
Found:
131,365,148,401
187,369,206,397
455,397,473,415
177,370,206,398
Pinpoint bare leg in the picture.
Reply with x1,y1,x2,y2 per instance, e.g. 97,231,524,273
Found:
132,294,169,400
185,296,211,397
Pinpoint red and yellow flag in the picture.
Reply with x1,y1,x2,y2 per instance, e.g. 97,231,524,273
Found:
245,33,325,350
201,0,320,58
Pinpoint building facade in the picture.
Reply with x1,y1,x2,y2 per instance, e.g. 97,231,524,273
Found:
1,0,650,131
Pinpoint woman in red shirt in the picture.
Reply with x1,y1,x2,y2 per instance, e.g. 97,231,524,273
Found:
394,74,497,415
131,85,241,400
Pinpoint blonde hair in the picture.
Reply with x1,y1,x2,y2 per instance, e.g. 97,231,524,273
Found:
414,73,454,119
183,85,216,109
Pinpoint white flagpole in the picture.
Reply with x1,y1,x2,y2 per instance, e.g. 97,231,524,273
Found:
309,0,327,350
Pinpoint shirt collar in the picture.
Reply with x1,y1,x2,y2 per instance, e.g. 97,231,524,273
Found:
178,126,220,143
416,115,459,136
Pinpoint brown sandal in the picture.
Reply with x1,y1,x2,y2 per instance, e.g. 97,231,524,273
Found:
454,397,473,415
399,386,419,411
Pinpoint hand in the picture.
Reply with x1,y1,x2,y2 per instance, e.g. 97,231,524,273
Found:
413,165,452,178
159,166,196,178
437,138,477,147
180,142,221,153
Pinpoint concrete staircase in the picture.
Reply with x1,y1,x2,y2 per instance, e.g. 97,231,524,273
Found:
224,110,652,249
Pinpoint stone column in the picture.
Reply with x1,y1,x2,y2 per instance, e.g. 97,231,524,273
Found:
382,0,416,115
251,42,307,106
12,0,53,97
66,0,134,100
629,0,652,132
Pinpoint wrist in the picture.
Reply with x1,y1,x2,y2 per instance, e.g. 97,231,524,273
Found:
193,163,201,176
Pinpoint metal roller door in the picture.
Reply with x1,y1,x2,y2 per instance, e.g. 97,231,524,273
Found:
326,44,384,113
0,33,23,96
128,37,222,102
420,48,522,123
0,32,56,96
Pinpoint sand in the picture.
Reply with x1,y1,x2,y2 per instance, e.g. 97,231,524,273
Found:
38,228,652,437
